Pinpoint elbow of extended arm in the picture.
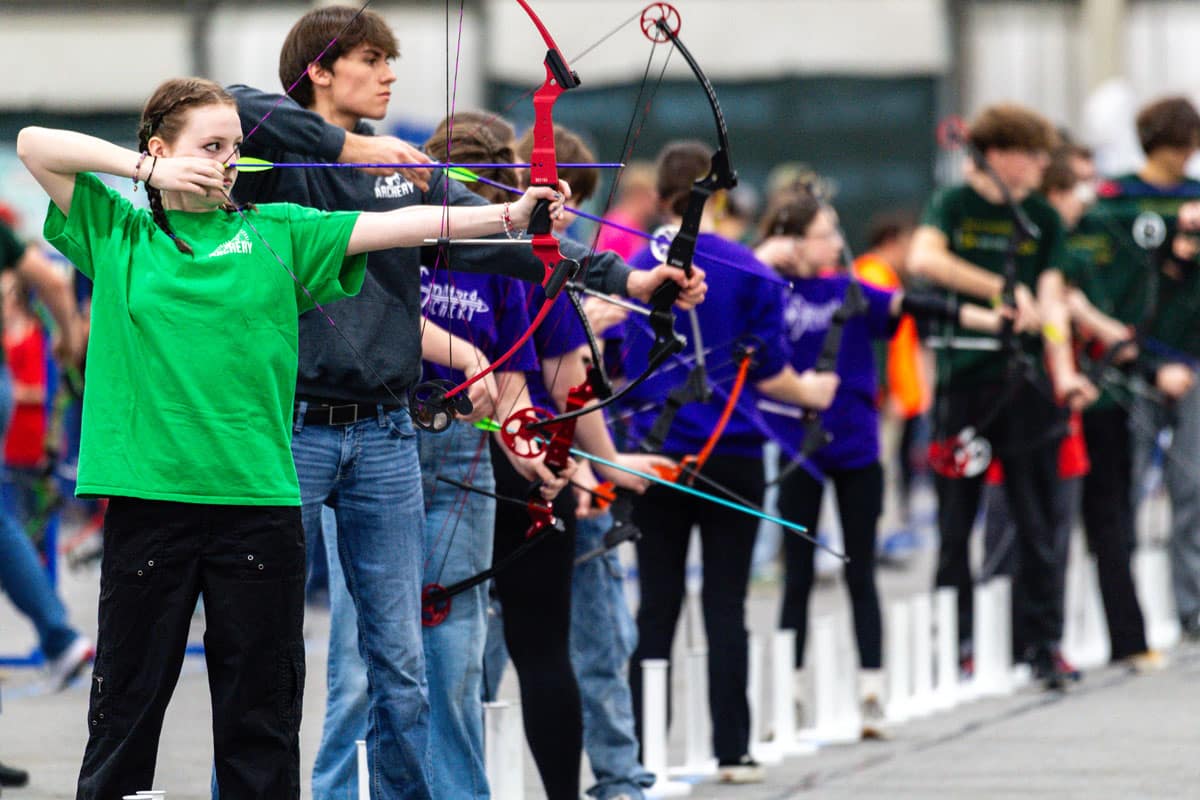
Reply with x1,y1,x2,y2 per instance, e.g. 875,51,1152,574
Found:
15,127,41,166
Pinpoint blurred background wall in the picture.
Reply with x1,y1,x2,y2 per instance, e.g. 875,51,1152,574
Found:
0,0,1197,249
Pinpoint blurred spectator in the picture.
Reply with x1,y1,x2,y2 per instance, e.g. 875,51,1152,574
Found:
852,211,928,529
595,160,660,260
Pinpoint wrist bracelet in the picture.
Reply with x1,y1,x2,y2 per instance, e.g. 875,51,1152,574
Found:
502,203,520,239
1042,322,1066,345
144,156,159,190
132,151,149,192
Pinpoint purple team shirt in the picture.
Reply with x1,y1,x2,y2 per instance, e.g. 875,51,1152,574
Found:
419,267,540,387
768,273,896,474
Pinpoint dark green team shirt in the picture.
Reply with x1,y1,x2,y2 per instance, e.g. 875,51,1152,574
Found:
920,184,1067,389
1071,174,1200,409
0,222,26,368
1073,173,1200,325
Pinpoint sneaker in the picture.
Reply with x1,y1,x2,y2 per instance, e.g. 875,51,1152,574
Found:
1054,652,1083,683
47,636,94,692
717,755,765,784
860,694,890,740
1028,646,1069,691
0,760,29,787
1123,649,1168,674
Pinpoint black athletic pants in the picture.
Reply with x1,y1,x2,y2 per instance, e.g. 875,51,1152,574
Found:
77,498,305,800
629,454,763,764
1081,407,1150,660
934,379,1063,658
778,461,884,669
490,440,581,800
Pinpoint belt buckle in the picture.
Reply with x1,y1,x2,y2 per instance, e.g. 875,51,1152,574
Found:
327,404,359,425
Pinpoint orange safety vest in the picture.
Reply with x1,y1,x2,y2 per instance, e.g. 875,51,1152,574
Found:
852,254,930,418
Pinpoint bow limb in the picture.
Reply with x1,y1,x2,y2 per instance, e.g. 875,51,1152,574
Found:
529,5,739,432
412,1,583,430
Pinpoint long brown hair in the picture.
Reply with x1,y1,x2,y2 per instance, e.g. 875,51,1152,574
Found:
138,77,239,255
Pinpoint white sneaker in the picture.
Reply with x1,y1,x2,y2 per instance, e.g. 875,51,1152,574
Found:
47,636,93,691
860,694,890,740
717,755,765,784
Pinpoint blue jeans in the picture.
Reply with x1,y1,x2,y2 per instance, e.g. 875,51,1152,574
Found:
571,512,654,799
419,422,495,799
0,365,78,661
293,405,431,800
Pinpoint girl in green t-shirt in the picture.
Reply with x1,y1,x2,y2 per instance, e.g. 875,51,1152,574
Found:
15,76,566,799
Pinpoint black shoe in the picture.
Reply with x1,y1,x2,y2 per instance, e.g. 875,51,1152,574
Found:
0,761,29,787
1028,646,1069,691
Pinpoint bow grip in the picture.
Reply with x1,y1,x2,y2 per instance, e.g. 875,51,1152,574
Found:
649,278,683,310
528,197,553,237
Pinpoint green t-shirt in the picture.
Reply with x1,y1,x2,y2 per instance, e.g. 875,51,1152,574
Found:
921,184,1067,389
43,172,366,505
0,222,26,368
1074,173,1200,351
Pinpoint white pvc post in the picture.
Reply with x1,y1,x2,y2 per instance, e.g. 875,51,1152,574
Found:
990,577,1016,692
1135,547,1181,650
933,587,959,711
970,582,996,698
747,634,782,763
1062,543,1110,669
833,618,862,734
356,739,369,800
769,629,817,757
484,701,525,800
670,647,717,776
640,660,693,798
884,600,911,722
800,616,857,744
909,593,934,716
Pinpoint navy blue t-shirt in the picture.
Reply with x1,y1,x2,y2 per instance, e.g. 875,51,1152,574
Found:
769,274,896,472
624,232,790,458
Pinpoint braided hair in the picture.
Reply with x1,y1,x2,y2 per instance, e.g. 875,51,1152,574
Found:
137,78,241,255
425,111,521,203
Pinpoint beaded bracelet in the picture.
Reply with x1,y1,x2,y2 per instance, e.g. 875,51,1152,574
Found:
132,151,150,192
502,203,518,239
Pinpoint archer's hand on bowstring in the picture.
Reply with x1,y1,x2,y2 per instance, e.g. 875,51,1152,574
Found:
147,156,232,199
1156,363,1196,401
754,235,801,272
626,264,708,310
340,132,432,191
